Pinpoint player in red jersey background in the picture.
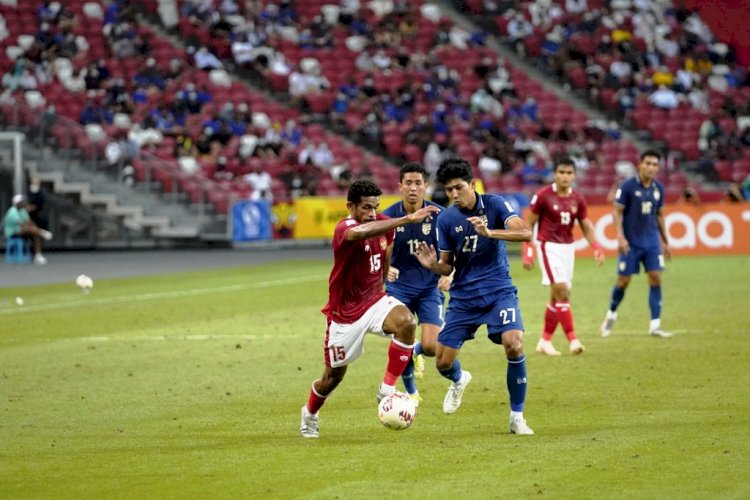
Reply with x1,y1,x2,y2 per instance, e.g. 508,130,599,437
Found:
523,158,604,356
300,179,440,438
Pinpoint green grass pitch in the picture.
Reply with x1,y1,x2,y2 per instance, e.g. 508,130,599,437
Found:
1,253,749,498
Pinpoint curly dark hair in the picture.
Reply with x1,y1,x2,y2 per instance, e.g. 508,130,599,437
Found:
399,162,427,182
347,179,383,203
436,158,473,185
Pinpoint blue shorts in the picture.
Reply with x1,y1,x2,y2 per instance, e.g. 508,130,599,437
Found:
617,244,664,275
438,287,524,350
388,287,445,326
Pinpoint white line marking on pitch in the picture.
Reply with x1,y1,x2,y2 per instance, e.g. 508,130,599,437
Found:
0,274,326,316
0,333,300,343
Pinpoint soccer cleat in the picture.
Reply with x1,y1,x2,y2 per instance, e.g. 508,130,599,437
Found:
300,405,319,438
443,370,472,414
569,339,585,354
649,328,673,338
413,353,425,380
33,254,47,265
376,385,395,403
536,339,561,356
510,415,535,435
600,311,617,337
39,229,53,241
409,392,423,408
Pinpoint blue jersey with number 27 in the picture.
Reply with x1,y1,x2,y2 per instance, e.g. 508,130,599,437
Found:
437,193,519,300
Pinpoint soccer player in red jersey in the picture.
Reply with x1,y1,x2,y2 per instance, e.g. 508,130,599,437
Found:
523,158,604,356
300,179,441,438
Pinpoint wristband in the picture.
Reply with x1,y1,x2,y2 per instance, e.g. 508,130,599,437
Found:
591,242,603,254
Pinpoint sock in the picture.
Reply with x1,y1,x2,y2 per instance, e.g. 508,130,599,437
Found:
306,380,327,415
401,357,417,394
507,355,527,413
649,318,661,332
383,338,414,386
649,285,662,321
556,301,576,341
609,286,626,312
413,341,423,356
438,359,462,383
543,303,558,341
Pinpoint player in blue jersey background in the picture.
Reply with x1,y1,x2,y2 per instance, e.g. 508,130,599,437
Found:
383,163,450,406
601,150,673,338
414,158,535,435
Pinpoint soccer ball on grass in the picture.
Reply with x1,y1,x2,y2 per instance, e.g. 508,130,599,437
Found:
75,274,94,293
377,392,416,430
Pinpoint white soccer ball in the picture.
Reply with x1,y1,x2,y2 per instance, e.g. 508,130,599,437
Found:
377,392,416,430
75,274,94,291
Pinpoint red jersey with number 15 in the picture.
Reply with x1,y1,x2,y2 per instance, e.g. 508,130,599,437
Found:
322,214,394,323
529,183,588,244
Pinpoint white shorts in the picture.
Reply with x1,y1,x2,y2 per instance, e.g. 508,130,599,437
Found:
324,295,403,368
535,241,575,288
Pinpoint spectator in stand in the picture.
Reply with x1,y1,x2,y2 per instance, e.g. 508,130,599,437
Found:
242,160,273,202
134,57,166,91
520,154,552,187
312,142,335,171
79,99,113,126
194,46,223,71
649,85,680,110
280,120,303,148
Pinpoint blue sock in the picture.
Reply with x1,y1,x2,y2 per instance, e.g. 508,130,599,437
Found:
649,285,662,320
439,359,462,383
610,286,626,312
507,355,527,413
413,341,423,356
401,358,417,394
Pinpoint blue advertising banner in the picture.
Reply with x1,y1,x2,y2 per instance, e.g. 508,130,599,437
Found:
232,200,272,241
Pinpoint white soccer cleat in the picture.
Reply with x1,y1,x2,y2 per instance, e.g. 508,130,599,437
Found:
443,370,472,414
649,328,673,338
33,254,47,265
600,311,617,337
300,405,319,438
569,339,585,354
376,385,395,403
39,229,53,241
536,339,561,356
413,353,425,380
510,415,535,435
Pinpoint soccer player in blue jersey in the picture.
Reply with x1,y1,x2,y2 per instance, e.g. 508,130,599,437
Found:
600,150,673,338
382,163,451,406
414,158,535,435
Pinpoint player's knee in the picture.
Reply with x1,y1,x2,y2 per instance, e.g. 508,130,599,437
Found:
435,354,452,372
393,311,416,344
503,331,525,358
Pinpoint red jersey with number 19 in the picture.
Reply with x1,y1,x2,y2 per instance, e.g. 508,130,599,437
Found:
529,183,588,243
322,214,394,324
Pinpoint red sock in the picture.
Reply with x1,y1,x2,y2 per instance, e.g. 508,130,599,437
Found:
543,303,558,341
306,380,327,414
556,301,577,341
383,339,414,386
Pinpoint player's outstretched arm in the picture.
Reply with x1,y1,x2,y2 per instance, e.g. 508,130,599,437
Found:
467,215,532,242
348,205,441,241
